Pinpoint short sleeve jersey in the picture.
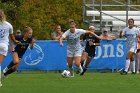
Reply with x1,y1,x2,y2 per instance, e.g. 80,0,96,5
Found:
122,27,140,49
62,29,86,50
14,35,33,55
0,21,13,45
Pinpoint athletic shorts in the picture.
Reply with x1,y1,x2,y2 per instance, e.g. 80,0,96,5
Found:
67,48,82,57
11,50,24,58
127,46,137,53
85,47,96,58
0,43,8,56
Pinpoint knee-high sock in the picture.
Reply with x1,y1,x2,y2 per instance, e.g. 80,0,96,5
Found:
132,61,135,73
124,59,130,72
0,65,1,83
4,67,16,76
7,61,15,69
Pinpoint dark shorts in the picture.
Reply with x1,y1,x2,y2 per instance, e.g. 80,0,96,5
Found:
11,50,24,58
85,47,96,58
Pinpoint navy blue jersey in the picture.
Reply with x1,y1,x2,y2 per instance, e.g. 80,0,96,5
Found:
83,33,100,57
83,33,99,49
14,35,32,58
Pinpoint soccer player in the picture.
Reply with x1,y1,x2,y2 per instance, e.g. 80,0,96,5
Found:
59,23,100,77
3,26,35,77
0,9,18,86
79,26,102,75
120,18,140,75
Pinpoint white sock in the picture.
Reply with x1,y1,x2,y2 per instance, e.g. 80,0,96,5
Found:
78,65,83,73
0,65,1,83
124,60,130,72
132,61,135,73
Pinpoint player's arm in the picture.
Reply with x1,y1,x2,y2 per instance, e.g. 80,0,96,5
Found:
59,30,68,46
30,38,35,49
120,28,126,38
59,35,65,46
86,31,102,40
9,34,20,44
9,36,14,52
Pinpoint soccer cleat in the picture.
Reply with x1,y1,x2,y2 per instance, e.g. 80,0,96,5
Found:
127,71,132,74
76,70,80,74
76,68,83,74
3,67,8,74
120,70,127,75
0,82,2,87
2,73,8,79
80,68,87,76
136,71,139,74
131,72,136,75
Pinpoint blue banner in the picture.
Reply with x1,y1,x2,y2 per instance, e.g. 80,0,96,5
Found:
1,40,127,71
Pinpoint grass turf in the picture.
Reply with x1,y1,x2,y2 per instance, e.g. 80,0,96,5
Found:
0,72,140,93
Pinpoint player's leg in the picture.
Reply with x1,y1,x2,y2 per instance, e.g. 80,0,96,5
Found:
80,49,95,75
0,54,5,86
74,56,83,74
136,50,140,73
130,55,135,74
0,43,8,86
121,51,134,75
67,50,74,77
4,53,21,76
74,49,83,74
67,57,74,77
80,51,87,67
3,52,19,73
127,62,132,73
80,56,93,75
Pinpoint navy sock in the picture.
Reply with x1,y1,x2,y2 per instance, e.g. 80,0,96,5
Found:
7,61,15,69
81,63,84,67
4,67,15,76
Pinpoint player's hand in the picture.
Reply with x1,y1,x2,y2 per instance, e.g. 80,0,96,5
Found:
9,46,14,52
60,42,63,46
14,40,21,44
32,38,36,43
89,41,94,46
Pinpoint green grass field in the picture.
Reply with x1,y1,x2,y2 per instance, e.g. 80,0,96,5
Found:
0,72,140,93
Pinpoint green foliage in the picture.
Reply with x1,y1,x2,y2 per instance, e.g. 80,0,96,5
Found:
0,0,86,40
1,0,139,39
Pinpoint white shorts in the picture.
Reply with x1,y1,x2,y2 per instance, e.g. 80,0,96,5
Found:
0,43,8,56
128,47,137,53
67,49,82,57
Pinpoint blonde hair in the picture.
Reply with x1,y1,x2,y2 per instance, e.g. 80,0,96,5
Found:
89,26,95,31
24,26,32,34
0,9,6,22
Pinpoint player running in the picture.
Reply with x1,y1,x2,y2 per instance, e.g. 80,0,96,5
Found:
59,22,100,77
0,9,19,86
3,26,35,77
78,26,102,75
120,18,140,75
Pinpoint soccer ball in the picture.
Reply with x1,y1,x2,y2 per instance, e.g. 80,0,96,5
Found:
61,70,70,78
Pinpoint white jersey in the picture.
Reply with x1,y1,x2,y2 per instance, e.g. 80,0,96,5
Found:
122,27,140,52
0,21,13,45
62,29,86,50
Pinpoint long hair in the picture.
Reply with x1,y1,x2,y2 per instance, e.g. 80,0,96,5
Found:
0,9,6,22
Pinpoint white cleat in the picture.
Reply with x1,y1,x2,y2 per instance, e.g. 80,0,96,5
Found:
0,82,2,87
136,71,139,74
127,71,132,74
